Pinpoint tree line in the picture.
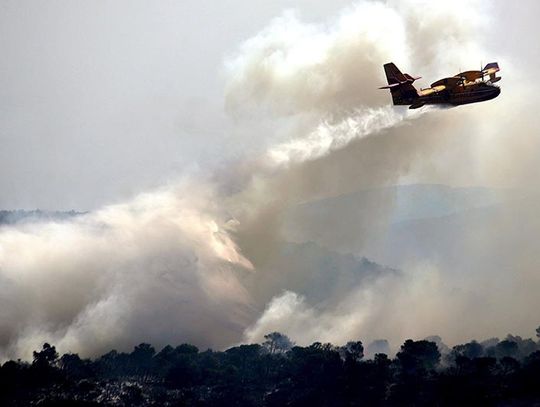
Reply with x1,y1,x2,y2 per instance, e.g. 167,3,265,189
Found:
2,328,540,406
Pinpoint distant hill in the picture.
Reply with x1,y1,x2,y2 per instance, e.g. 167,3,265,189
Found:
282,182,537,274
279,184,540,337
288,184,511,225
283,184,515,254
242,239,397,311
0,209,85,225
364,192,539,268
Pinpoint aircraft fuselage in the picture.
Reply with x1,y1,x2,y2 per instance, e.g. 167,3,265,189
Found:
380,62,501,109
407,82,501,109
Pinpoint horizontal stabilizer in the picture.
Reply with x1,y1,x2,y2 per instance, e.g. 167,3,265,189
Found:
378,83,401,89
405,74,422,81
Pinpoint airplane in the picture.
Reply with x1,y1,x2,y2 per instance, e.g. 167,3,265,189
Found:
379,62,501,109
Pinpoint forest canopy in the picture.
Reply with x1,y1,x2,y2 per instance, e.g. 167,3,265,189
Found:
2,328,540,406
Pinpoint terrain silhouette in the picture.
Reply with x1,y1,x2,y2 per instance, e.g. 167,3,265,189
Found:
2,329,540,406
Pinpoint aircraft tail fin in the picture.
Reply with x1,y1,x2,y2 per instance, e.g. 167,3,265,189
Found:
383,62,408,85
379,62,419,105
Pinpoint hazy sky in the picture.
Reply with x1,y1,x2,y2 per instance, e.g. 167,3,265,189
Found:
0,0,357,210
1,0,536,210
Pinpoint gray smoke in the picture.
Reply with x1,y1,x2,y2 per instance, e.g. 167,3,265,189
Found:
2,0,539,360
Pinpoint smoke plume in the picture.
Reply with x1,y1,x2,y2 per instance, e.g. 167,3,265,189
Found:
3,0,539,360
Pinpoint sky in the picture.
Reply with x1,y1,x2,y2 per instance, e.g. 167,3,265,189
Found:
0,0,353,210
0,0,537,210
1,0,540,360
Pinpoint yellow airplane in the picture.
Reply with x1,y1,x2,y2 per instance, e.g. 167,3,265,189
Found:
380,62,501,109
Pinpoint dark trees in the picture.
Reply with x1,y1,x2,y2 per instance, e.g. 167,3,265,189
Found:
262,332,294,354
33,342,59,367
451,340,484,361
342,341,364,362
397,339,441,375
3,331,540,406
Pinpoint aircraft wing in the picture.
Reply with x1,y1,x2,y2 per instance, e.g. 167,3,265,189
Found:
430,77,462,89
454,63,500,82
456,70,483,82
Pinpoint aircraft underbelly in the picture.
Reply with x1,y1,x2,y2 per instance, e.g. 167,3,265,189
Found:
450,88,500,106
415,88,500,107
418,95,447,105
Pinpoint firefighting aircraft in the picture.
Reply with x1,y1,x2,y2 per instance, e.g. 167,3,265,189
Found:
379,62,501,109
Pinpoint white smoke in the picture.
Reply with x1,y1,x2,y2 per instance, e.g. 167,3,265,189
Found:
2,0,526,360
224,4,409,118
244,262,474,352
0,182,254,359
